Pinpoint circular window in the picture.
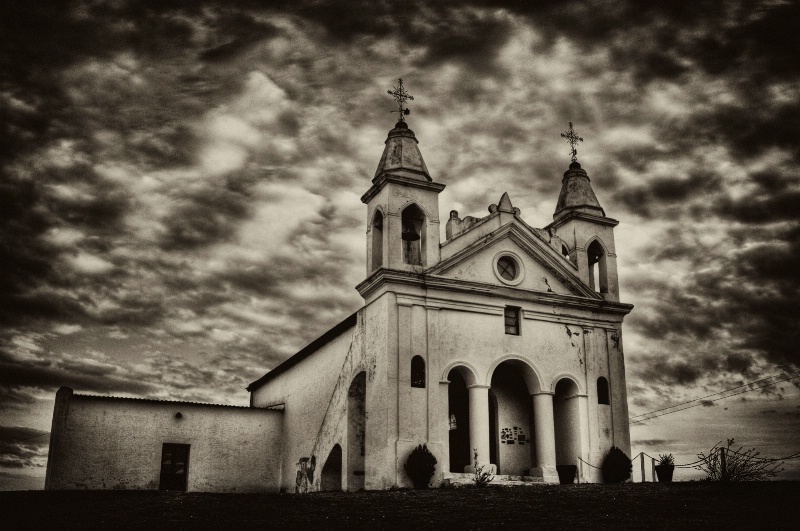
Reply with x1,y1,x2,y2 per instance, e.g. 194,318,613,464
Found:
497,256,518,281
493,252,525,285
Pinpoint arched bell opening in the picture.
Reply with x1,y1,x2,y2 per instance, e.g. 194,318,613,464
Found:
370,210,384,271
401,203,426,266
587,239,608,294
553,378,581,468
347,372,366,491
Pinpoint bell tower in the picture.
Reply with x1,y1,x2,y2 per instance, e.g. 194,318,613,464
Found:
546,123,620,301
361,80,445,276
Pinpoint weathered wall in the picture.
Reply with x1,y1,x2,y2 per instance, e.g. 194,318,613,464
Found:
417,286,627,481
45,388,283,492
438,239,574,295
250,321,356,492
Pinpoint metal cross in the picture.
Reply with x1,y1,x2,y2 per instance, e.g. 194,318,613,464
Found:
388,78,413,122
560,122,583,163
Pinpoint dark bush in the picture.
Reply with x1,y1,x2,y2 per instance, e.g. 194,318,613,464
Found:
602,446,632,483
405,444,437,489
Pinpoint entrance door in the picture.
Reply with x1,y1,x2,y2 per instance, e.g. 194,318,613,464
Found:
448,370,470,472
159,443,190,491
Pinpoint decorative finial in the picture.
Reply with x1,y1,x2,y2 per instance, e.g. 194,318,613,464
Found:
387,78,413,122
560,122,583,163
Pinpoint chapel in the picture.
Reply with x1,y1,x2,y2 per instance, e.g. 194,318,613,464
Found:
45,82,632,492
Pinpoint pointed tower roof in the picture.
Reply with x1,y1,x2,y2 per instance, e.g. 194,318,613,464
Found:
553,161,605,220
372,121,431,183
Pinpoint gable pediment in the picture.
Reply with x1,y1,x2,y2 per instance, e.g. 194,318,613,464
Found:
429,221,599,299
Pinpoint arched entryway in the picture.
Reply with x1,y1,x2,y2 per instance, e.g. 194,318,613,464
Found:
553,378,581,468
347,372,366,491
447,368,471,472
489,361,535,475
321,444,342,491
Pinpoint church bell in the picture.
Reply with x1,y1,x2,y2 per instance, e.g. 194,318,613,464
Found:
401,225,420,241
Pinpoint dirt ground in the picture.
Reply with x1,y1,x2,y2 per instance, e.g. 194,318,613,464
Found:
2,482,798,530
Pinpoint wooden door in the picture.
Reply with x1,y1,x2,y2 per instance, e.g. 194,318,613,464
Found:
159,443,189,491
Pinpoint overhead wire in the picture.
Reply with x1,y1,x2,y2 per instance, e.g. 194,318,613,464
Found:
630,371,800,424
629,368,800,421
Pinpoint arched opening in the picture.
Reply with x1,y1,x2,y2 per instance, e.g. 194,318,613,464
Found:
562,244,570,260
401,204,425,266
490,361,534,475
411,355,425,388
553,378,581,468
488,390,499,468
597,376,610,405
371,210,383,271
321,444,342,491
347,372,366,491
587,240,608,293
447,369,470,472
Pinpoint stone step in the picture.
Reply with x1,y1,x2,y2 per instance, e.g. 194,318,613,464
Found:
443,472,545,487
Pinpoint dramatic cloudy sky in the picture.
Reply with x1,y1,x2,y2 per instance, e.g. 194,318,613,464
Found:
2,1,799,488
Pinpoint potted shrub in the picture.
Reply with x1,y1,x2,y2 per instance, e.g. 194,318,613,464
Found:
556,464,577,485
405,444,437,489
602,446,632,483
655,453,675,483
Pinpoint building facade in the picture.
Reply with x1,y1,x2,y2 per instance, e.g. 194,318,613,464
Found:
247,119,633,491
46,116,632,492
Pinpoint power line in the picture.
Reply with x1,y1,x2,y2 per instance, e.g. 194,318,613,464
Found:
630,368,800,420
630,372,800,424
16,432,50,443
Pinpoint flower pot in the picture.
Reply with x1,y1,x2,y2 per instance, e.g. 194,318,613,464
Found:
655,464,675,483
556,465,577,485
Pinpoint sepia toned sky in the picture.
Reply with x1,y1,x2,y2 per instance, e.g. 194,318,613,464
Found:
1,1,799,488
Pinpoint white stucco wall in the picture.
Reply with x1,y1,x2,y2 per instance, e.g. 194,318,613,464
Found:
250,316,358,492
439,239,573,295
45,388,283,492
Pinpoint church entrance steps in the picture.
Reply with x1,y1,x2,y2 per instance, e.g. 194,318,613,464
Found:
442,472,545,487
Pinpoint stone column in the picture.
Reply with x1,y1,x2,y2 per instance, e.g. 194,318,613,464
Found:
530,391,559,483
466,384,494,473
577,394,591,482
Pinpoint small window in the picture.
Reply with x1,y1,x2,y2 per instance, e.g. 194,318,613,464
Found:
497,256,518,281
411,355,426,388
504,306,520,335
597,376,610,405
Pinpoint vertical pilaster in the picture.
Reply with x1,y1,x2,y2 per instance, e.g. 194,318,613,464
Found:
577,394,590,478
426,308,441,442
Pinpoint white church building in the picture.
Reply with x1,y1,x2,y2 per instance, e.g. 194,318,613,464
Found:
46,89,633,493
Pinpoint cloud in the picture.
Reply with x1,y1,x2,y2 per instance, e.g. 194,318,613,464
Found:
0,426,50,469
1,0,799,473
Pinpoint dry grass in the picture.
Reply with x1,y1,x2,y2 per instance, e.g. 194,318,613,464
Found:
2,482,799,530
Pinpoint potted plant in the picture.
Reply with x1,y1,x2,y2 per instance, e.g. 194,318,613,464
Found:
556,464,577,485
655,453,675,483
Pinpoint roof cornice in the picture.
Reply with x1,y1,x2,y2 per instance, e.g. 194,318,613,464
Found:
546,210,619,230
361,173,446,204
356,268,633,316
